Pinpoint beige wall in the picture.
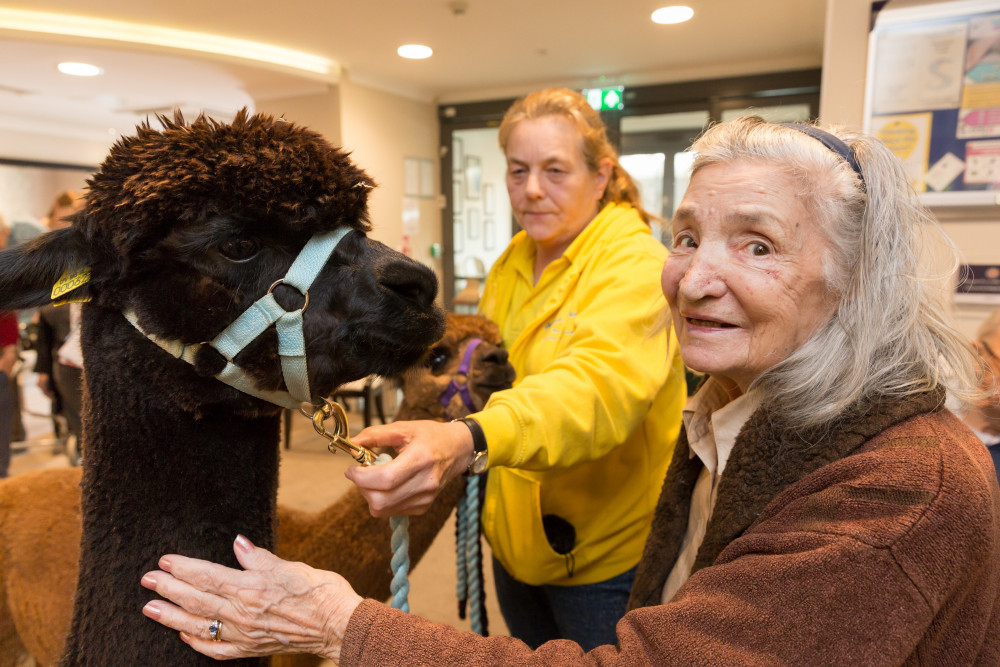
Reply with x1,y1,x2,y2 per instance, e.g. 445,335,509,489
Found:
255,86,342,146
822,0,1000,338
818,0,870,128
339,77,443,289
0,127,111,167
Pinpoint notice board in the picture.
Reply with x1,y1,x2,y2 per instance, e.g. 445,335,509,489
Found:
864,0,1000,206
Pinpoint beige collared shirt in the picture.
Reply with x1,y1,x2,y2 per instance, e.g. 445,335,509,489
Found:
661,378,759,604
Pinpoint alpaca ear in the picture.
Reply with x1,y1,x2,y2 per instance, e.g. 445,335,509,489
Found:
0,228,97,309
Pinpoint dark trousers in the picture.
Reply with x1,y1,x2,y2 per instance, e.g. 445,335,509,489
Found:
493,556,635,652
54,363,83,437
0,373,14,477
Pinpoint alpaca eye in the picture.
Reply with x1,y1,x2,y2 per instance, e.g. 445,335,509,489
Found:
426,346,450,373
219,238,261,262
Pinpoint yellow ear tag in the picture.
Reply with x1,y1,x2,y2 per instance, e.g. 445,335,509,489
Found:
51,266,93,304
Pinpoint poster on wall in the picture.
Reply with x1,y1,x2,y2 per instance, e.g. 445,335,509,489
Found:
865,0,1000,205
868,112,933,191
955,263,1000,304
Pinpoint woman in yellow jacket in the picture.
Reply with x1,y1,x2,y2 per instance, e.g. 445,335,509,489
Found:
349,88,685,649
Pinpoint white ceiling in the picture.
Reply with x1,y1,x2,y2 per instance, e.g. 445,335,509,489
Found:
0,0,827,146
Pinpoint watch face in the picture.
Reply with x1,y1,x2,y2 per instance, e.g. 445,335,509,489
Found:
471,451,488,475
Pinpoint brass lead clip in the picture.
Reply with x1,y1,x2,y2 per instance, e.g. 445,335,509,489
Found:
309,398,376,466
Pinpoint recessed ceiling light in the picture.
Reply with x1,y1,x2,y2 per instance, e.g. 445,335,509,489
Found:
58,61,103,76
651,6,694,24
397,44,433,60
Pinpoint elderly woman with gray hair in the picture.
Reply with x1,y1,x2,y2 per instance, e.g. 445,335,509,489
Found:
142,116,1000,664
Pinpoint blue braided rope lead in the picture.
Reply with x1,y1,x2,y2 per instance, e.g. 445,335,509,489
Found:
461,475,484,635
375,453,410,612
389,514,410,612
455,485,469,618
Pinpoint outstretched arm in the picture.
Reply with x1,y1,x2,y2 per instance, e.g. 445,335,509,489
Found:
141,535,362,662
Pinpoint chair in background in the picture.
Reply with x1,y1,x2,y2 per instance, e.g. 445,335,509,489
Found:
454,256,486,314
283,375,389,449
332,375,387,429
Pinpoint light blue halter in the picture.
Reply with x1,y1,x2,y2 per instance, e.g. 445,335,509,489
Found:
125,227,351,410
125,225,416,613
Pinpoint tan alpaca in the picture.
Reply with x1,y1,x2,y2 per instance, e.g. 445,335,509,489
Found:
0,314,513,667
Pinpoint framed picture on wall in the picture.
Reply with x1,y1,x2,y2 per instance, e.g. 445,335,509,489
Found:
467,208,480,239
483,182,495,214
453,180,463,214
454,217,464,252
484,217,495,250
465,155,482,199
403,157,420,197
452,137,464,173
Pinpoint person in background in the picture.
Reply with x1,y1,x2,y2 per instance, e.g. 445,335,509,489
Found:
34,302,84,459
43,189,82,231
351,88,686,649
33,190,86,461
0,215,19,477
142,116,999,665
967,309,1000,485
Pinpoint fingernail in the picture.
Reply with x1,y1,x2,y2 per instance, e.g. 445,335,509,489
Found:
235,534,253,552
142,601,161,620
159,557,173,572
179,631,191,644
141,574,157,589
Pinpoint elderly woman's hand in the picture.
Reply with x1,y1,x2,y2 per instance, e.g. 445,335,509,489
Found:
141,535,362,662
346,418,474,517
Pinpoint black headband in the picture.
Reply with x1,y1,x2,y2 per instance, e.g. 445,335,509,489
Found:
781,123,865,190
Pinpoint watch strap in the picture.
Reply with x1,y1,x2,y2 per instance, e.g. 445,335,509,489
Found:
454,417,488,475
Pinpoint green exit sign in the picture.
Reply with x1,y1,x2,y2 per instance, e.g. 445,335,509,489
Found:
583,86,625,111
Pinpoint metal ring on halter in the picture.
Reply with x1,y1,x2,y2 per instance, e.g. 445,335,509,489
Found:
267,279,309,312
311,398,376,466
312,398,349,438
208,619,223,642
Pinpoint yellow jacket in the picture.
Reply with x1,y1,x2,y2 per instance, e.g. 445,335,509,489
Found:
476,203,685,586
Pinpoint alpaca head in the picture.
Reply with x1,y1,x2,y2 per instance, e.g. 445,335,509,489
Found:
0,110,445,411
395,313,516,421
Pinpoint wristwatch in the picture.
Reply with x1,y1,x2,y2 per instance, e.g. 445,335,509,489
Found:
454,417,488,475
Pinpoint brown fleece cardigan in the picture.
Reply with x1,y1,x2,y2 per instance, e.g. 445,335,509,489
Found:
342,391,1000,665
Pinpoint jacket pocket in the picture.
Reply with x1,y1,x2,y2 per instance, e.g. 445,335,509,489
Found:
483,467,575,586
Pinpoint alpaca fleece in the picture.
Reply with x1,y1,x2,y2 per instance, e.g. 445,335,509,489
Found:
0,314,513,667
0,110,444,666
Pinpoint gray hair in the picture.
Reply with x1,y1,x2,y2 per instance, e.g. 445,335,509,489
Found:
687,115,981,428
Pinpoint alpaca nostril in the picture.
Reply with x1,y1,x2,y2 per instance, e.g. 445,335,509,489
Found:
483,348,508,365
379,259,439,308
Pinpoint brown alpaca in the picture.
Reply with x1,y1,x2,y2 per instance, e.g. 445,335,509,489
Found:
0,314,513,667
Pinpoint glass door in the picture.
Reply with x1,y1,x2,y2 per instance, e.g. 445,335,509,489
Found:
449,127,512,313
619,110,711,243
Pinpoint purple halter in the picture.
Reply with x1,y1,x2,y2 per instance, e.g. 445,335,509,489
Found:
439,338,483,417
